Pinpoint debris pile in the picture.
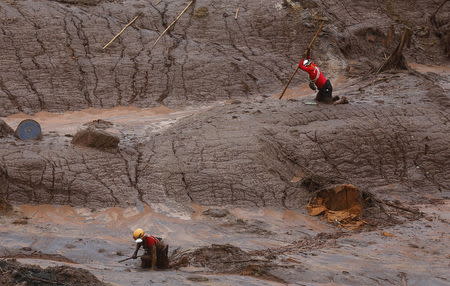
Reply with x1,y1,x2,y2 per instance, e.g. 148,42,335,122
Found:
307,184,365,229
377,29,412,73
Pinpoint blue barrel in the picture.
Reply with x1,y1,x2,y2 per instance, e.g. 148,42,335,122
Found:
15,119,42,140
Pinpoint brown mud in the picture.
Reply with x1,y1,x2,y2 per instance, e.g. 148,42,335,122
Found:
0,0,450,285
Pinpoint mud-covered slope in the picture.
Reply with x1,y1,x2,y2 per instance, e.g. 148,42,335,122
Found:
0,0,449,116
1,72,449,207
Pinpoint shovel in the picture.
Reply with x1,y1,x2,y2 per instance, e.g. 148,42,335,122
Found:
118,255,142,263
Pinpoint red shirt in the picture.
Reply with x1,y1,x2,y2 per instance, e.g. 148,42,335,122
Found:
142,235,159,249
298,59,328,89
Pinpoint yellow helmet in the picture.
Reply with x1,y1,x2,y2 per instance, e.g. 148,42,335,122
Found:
133,228,144,240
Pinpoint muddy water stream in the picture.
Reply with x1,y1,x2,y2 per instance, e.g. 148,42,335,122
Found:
1,201,449,285
0,204,331,285
1,104,217,139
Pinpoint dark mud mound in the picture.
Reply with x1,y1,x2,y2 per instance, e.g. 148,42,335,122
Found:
1,249,76,264
171,244,283,283
0,119,14,138
0,259,106,286
430,0,450,57
72,127,119,150
0,197,13,215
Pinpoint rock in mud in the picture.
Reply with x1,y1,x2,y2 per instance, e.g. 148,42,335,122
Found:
0,259,107,286
202,208,230,218
0,120,14,138
186,275,209,282
72,127,119,150
83,119,114,130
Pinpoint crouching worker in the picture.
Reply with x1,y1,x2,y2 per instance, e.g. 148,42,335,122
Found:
131,228,169,270
298,57,339,104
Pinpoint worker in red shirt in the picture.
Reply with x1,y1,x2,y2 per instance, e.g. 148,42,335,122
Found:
131,228,169,269
298,57,337,103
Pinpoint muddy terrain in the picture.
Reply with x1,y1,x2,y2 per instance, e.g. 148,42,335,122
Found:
1,0,449,285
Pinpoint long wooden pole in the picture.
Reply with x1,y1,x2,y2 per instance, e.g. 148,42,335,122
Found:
304,21,324,57
279,21,324,100
278,67,299,99
151,0,195,49
103,15,140,50
235,8,240,20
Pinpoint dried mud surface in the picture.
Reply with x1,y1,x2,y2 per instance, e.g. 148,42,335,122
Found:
0,0,449,115
1,72,449,208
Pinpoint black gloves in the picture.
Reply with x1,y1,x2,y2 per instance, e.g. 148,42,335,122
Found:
309,81,317,91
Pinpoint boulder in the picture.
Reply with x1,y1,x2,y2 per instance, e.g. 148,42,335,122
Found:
72,127,119,150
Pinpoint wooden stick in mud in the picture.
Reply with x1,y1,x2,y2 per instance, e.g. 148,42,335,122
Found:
373,198,423,216
279,21,324,99
278,66,300,99
151,0,195,49
118,255,142,263
103,14,140,50
376,28,412,74
235,8,240,20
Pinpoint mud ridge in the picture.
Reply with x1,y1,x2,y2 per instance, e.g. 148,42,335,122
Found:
0,259,106,286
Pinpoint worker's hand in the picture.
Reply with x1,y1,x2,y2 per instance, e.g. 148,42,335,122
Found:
309,81,317,91
298,59,305,68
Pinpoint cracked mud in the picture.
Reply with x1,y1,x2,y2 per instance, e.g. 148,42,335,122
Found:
0,0,449,285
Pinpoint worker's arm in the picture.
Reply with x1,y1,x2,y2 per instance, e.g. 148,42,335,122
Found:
151,245,157,270
132,243,142,259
